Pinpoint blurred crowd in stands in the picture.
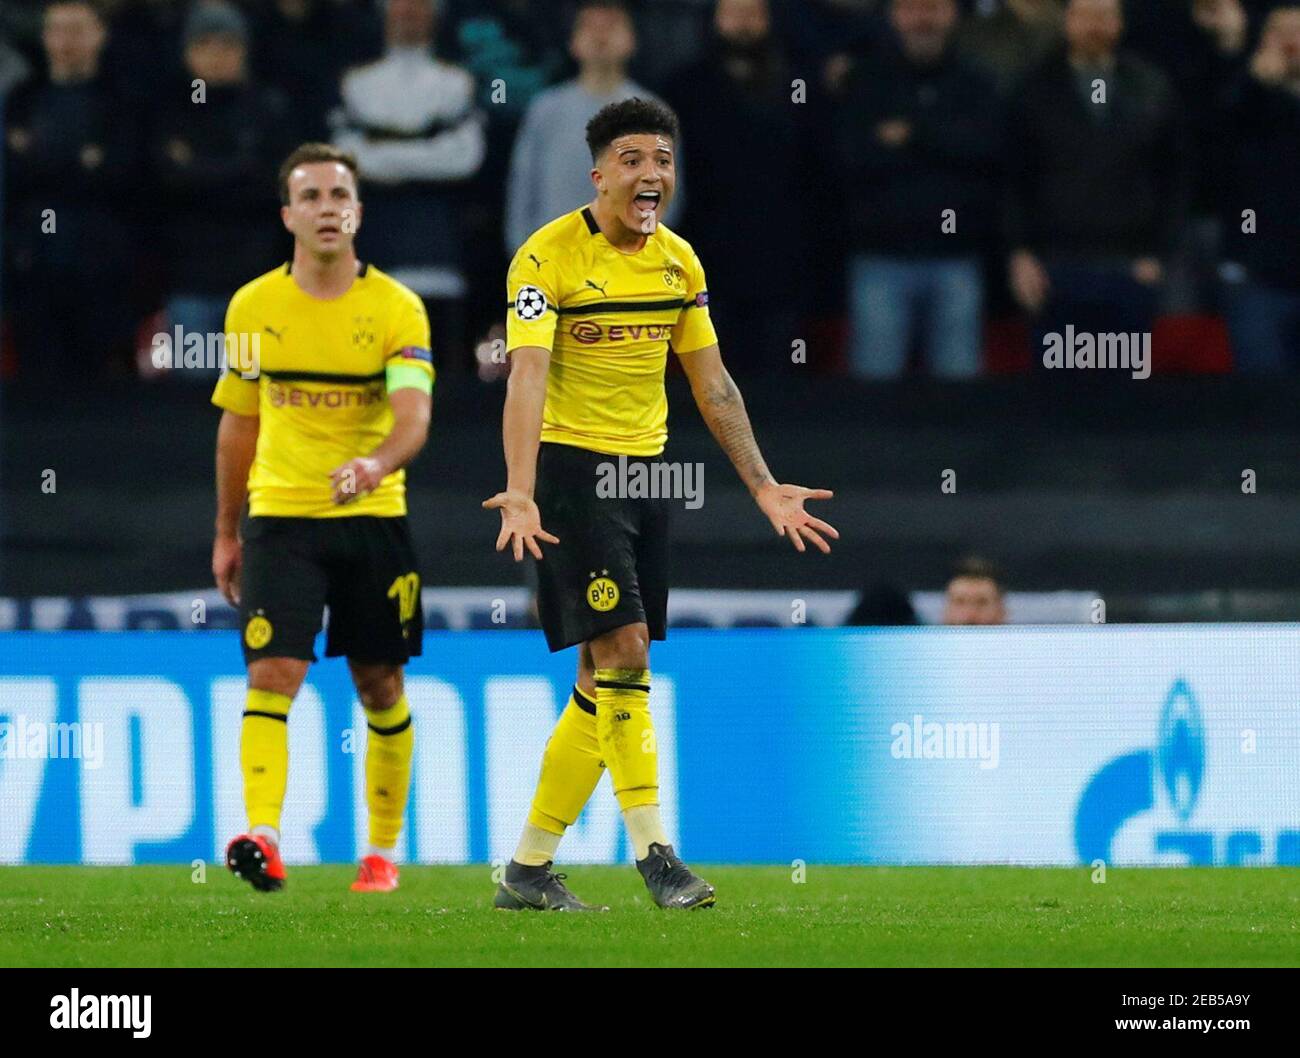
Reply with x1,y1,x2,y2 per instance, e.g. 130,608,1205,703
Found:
3,0,1300,383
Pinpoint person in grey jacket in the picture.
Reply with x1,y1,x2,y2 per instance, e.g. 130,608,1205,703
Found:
504,0,680,255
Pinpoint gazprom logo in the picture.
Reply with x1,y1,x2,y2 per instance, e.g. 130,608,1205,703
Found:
1075,678,1299,866
1157,678,1203,823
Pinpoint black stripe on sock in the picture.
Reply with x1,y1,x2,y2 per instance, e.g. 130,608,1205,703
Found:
242,710,288,722
367,715,412,736
594,680,651,693
572,685,597,715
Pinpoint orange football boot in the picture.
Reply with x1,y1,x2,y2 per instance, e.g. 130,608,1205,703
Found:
350,854,400,892
226,833,286,892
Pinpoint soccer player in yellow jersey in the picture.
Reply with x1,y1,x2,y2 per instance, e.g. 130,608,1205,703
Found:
210,144,434,894
485,99,838,910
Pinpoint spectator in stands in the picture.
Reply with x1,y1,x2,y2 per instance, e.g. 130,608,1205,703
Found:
956,0,1064,92
1217,5,1300,370
632,0,715,88
443,0,567,123
504,0,678,254
775,0,884,96
147,2,292,371
99,0,187,100
835,0,1004,379
1005,0,1189,349
844,580,920,625
331,0,485,366
4,0,139,378
942,556,1006,625
247,0,382,143
440,0,568,360
667,0,808,372
1124,0,1249,313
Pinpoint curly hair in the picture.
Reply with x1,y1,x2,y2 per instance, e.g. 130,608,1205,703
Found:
584,97,680,163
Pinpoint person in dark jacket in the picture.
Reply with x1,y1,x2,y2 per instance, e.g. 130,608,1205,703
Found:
148,2,293,373
1005,0,1190,353
1217,5,1300,371
835,0,1004,378
247,0,383,143
668,0,811,373
3,0,140,379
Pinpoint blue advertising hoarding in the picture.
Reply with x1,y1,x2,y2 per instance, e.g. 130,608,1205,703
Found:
1,627,1297,866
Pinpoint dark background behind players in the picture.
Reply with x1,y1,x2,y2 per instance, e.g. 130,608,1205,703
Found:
665,0,811,375
6,0,1300,380
146,2,295,367
834,0,1004,380
6,0,1300,622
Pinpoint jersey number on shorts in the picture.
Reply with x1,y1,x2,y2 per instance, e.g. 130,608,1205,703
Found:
387,572,421,624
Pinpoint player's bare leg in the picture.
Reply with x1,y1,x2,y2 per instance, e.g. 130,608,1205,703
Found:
349,661,412,892
589,622,715,910
227,656,308,892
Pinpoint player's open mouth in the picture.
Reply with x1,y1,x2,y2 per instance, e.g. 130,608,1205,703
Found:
318,225,340,236
634,191,660,212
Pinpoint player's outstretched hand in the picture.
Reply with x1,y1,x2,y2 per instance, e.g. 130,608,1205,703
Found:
330,456,386,505
756,483,839,554
213,535,242,606
482,489,560,561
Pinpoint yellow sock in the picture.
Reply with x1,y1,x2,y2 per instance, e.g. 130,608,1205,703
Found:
594,668,658,812
364,694,414,849
241,688,292,833
520,687,605,864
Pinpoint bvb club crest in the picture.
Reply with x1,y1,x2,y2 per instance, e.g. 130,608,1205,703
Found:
351,315,376,350
586,571,620,612
244,613,273,650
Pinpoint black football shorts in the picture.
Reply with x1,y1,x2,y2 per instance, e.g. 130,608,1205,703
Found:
239,514,423,665
533,442,670,653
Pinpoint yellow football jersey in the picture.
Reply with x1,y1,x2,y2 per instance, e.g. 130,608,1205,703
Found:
211,262,433,518
505,206,717,457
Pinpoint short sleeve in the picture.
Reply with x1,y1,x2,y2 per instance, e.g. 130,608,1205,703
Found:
384,291,435,393
671,252,716,356
505,241,560,353
211,292,260,416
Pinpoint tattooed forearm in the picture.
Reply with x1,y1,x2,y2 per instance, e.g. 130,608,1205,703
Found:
696,368,776,495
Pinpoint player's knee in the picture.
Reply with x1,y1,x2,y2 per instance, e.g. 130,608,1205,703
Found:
248,657,309,699
590,623,650,671
352,663,404,711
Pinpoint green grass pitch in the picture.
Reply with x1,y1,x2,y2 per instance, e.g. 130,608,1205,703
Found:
2,866,1297,967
